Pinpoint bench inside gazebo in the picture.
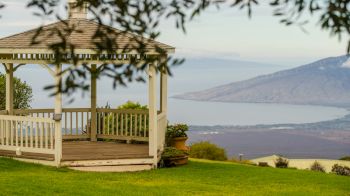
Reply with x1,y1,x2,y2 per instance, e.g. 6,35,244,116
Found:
0,0,173,171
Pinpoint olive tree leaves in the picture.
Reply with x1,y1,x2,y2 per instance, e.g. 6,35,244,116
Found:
0,0,349,96
0,1,5,18
270,0,350,52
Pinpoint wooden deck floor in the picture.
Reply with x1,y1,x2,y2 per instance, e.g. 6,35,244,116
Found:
0,141,150,161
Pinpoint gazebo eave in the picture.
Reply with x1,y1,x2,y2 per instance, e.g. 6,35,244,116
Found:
0,48,175,55
0,47,173,65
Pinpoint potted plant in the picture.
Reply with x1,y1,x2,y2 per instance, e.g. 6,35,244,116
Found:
166,124,189,150
161,147,189,167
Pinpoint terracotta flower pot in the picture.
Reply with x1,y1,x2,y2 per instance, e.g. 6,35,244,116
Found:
171,137,188,151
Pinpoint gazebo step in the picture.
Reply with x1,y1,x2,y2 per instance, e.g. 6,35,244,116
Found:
61,158,154,167
61,155,153,161
68,164,153,172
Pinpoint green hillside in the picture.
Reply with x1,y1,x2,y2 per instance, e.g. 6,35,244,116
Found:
0,158,349,195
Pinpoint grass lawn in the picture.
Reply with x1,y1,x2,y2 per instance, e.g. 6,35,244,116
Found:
0,158,349,195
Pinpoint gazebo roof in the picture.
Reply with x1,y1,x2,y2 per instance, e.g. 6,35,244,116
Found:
0,18,174,54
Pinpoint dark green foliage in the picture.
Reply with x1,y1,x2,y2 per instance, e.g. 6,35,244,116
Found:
165,124,188,146
310,161,326,173
0,74,33,110
258,162,269,167
161,147,188,159
339,156,350,161
0,2,4,18
189,141,227,161
166,124,188,138
270,0,350,52
332,164,350,176
274,157,289,168
117,101,148,110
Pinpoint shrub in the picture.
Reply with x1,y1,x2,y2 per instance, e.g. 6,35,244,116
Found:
258,162,269,167
331,164,350,176
274,157,289,168
339,156,350,161
117,101,148,110
189,141,227,161
162,147,188,159
310,161,326,173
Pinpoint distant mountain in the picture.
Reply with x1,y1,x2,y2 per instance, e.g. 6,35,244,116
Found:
174,55,350,107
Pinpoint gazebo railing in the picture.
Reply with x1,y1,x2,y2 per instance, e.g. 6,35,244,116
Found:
14,108,91,140
62,108,91,139
0,115,56,155
13,108,150,142
96,108,149,142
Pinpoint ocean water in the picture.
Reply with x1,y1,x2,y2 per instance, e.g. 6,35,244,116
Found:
4,58,349,126
168,99,348,126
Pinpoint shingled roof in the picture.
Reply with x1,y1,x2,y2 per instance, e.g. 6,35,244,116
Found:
0,18,174,54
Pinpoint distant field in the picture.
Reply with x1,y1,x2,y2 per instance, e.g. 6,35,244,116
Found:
0,158,349,195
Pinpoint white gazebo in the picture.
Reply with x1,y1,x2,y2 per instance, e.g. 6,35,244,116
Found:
0,1,174,171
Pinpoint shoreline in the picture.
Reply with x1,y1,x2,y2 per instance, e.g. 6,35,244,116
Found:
187,110,350,159
171,97,350,110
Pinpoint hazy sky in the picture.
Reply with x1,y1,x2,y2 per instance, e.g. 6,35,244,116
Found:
0,0,346,66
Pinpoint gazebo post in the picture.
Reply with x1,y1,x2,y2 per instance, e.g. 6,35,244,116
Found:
148,64,158,166
5,63,14,115
160,55,168,114
54,64,63,166
90,64,97,142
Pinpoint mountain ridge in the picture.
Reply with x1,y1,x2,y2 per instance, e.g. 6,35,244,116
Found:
174,55,350,107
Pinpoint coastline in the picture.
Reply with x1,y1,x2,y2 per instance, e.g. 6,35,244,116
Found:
186,108,350,159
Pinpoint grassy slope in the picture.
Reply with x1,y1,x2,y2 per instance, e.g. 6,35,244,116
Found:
0,158,349,196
